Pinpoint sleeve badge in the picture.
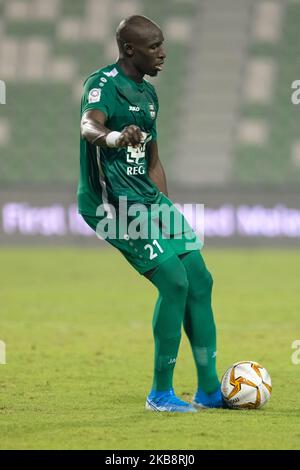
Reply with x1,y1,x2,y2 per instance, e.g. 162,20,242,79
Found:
88,88,101,103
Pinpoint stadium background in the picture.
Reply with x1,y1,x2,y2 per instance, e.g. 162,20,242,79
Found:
0,0,299,246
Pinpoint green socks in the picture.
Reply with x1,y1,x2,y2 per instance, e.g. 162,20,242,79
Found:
148,250,219,394
150,255,188,391
182,251,220,393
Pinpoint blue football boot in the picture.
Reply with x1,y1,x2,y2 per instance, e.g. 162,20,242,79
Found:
192,387,226,409
146,388,197,413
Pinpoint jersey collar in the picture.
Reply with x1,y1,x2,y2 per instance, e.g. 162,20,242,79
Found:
114,63,145,91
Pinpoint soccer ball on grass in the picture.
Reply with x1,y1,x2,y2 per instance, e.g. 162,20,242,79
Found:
221,361,272,409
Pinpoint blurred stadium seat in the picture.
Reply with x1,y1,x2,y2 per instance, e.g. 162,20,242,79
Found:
234,0,300,185
0,0,194,184
0,0,299,187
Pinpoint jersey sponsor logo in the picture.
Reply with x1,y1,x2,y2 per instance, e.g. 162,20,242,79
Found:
103,68,118,78
126,166,146,176
149,103,156,119
129,105,140,112
126,146,145,165
126,132,151,175
88,88,101,103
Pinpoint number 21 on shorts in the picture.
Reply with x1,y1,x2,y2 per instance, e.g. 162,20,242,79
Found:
144,240,164,260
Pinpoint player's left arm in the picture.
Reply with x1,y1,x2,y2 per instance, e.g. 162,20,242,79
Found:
148,140,168,196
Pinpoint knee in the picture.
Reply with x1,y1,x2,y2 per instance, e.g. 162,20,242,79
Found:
202,270,213,295
190,269,213,301
169,273,189,298
206,270,214,292
150,255,189,299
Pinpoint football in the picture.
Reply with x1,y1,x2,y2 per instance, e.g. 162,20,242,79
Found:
221,361,272,409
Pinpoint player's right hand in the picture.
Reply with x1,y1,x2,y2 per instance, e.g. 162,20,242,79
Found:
117,125,144,148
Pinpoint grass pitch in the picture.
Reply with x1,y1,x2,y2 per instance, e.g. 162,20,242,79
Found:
0,247,299,450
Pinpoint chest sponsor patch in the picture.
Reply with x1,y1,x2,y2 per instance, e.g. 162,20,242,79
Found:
88,88,101,103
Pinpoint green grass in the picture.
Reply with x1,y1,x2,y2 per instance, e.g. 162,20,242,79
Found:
0,247,299,450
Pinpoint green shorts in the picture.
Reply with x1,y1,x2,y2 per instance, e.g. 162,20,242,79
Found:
82,194,202,275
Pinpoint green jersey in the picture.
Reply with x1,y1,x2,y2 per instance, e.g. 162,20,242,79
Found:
77,63,161,216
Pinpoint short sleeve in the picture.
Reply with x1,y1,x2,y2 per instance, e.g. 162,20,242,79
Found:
81,73,116,120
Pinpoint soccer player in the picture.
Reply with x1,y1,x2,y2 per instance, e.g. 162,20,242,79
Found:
78,15,223,412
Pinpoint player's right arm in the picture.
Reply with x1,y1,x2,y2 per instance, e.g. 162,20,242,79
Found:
81,71,144,148
81,109,143,148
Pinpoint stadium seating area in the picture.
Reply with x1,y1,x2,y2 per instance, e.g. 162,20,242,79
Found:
234,1,300,184
0,0,299,186
234,0,300,185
